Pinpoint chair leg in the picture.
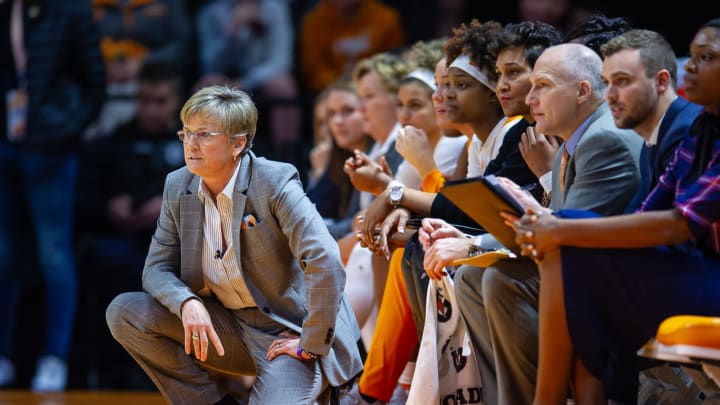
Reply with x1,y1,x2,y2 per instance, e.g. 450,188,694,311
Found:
638,363,719,405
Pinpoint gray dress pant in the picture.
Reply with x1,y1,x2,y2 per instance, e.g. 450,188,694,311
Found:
455,258,540,405
106,292,325,405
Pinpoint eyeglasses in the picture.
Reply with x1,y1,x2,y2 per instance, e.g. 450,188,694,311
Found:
177,129,226,144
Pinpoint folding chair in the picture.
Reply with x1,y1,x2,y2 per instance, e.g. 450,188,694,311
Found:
637,315,720,404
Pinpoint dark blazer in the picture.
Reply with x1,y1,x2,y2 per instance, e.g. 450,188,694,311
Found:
626,96,703,212
142,152,363,386
651,97,703,185
430,118,535,227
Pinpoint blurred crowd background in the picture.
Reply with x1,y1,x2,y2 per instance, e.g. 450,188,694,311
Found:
2,0,709,393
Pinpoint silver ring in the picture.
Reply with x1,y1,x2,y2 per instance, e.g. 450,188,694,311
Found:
531,249,539,258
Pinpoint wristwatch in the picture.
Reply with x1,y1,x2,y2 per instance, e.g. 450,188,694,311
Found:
388,181,405,208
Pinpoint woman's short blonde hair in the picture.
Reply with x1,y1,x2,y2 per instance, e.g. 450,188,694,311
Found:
407,37,447,71
180,85,257,152
352,52,409,94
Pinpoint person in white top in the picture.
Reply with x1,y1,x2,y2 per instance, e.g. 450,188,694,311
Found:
336,53,409,353
345,52,408,209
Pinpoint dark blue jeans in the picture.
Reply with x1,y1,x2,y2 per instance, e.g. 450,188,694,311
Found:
0,143,78,359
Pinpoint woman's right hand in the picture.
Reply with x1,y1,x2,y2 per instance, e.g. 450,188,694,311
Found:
181,298,225,362
395,125,436,178
519,127,560,179
343,150,392,195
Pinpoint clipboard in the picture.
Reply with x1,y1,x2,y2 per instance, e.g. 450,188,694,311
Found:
452,249,514,267
440,175,524,255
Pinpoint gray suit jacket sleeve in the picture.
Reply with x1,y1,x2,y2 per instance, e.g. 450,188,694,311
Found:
256,163,349,354
142,172,199,319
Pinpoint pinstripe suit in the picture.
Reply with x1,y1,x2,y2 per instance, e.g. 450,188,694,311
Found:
107,152,362,404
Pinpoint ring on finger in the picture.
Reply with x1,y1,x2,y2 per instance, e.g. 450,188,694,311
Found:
522,245,534,257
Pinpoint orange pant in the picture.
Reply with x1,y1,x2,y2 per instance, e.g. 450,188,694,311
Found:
359,168,450,400
358,247,418,401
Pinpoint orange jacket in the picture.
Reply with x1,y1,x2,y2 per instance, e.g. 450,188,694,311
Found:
300,0,405,92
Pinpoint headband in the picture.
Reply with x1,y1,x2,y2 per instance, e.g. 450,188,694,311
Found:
405,68,436,91
449,55,495,92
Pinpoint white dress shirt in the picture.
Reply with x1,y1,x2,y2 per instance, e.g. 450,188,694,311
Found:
197,162,257,309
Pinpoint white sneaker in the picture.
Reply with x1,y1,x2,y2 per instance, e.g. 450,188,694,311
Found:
0,357,15,387
31,355,67,392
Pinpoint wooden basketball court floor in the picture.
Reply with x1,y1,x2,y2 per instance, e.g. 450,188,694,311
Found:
0,390,165,405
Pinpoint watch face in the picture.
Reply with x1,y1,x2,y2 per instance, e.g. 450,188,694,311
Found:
390,186,403,203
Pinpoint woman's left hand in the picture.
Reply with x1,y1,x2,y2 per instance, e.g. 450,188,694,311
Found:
375,207,412,259
359,193,394,249
266,330,303,361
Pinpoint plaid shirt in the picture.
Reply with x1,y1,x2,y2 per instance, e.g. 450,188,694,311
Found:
641,116,720,255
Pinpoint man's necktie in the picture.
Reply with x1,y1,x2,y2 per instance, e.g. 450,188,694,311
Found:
559,148,570,194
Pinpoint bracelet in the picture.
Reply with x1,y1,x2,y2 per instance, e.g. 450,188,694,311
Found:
296,347,318,360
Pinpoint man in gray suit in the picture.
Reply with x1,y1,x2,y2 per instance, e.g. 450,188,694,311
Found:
454,44,644,405
106,86,362,405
